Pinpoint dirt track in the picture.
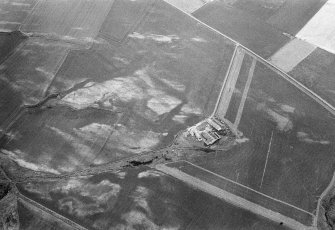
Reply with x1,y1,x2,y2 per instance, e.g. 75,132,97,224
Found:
156,163,316,230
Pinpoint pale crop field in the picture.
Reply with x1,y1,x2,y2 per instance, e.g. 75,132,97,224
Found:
164,0,212,13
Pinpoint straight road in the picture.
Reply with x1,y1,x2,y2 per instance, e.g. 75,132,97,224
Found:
213,46,245,120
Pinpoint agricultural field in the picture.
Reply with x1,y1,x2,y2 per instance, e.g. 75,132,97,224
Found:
0,31,27,132
0,0,37,32
0,37,73,104
192,0,327,58
268,38,317,73
193,0,289,58
266,0,327,35
190,0,335,109
180,50,335,226
230,0,287,20
93,0,236,118
0,31,27,63
220,0,327,36
164,0,212,13
0,0,236,175
20,0,115,43
99,0,155,43
0,105,123,174
164,161,314,226
289,47,335,107
17,166,289,230
0,0,334,229
0,77,22,132
18,199,74,230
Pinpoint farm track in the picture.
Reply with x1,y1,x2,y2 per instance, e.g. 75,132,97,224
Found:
18,195,89,230
156,163,316,230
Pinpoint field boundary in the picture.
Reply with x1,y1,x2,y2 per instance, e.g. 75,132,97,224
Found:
156,162,316,230
18,194,88,230
163,0,213,14
170,160,314,216
99,0,157,45
163,0,335,116
191,0,215,14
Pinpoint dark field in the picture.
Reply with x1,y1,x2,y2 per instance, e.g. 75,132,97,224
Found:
290,47,335,107
17,166,290,230
0,31,27,133
99,0,156,43
0,78,23,133
0,31,26,63
193,1,289,58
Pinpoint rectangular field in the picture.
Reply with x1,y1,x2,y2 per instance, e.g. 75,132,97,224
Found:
0,38,72,103
0,0,37,32
99,0,155,43
20,0,115,42
0,79,22,132
269,38,316,72
193,1,289,57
